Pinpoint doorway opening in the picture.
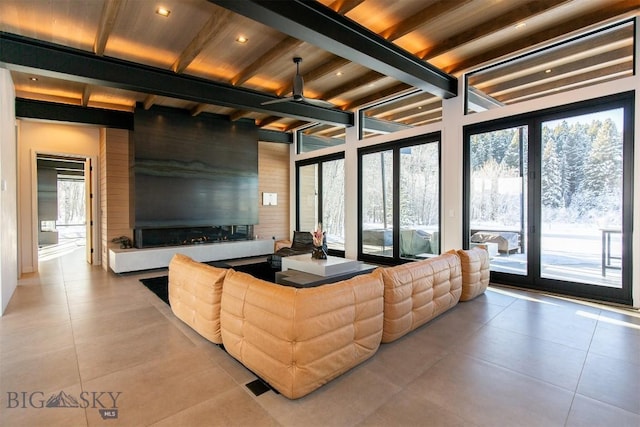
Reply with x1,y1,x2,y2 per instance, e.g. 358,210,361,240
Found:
36,155,91,262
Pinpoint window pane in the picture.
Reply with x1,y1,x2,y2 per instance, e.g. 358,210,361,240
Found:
298,164,318,232
540,109,624,287
322,158,345,251
361,150,393,257
399,142,439,258
298,124,345,154
469,126,527,275
361,90,442,139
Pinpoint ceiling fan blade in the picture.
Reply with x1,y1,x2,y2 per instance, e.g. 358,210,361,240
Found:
261,97,294,106
301,97,334,108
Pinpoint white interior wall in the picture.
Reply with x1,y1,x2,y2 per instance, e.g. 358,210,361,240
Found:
0,68,18,315
17,121,100,274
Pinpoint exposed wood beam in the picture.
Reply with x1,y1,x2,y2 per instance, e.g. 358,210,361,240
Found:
380,0,474,41
447,0,639,74
416,0,571,61
172,8,234,74
340,83,413,112
328,0,365,15
81,85,91,107
502,62,632,104
210,0,457,98
190,104,207,117
230,110,251,122
257,116,281,128
94,0,122,56
228,0,363,122
0,33,353,127
284,121,307,132
231,37,303,86
321,70,384,102
367,93,438,118
142,94,157,110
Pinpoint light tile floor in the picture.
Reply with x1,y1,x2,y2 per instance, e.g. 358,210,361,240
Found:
1,247,639,426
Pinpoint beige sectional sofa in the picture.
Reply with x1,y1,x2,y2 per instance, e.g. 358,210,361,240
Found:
167,247,489,399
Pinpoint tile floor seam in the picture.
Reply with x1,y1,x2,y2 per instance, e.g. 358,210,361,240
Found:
63,276,90,427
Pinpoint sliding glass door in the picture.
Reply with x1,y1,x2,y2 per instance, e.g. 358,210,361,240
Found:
360,133,440,263
464,93,633,304
297,154,345,254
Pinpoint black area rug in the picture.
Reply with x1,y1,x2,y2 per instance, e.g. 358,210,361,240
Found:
140,276,170,305
139,262,276,306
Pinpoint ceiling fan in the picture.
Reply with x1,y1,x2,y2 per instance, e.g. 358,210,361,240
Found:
261,57,334,108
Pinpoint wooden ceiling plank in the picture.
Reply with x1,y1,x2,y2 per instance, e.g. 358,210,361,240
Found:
94,0,123,56
477,45,633,95
172,8,235,74
417,0,571,60
211,0,457,98
448,0,639,74
231,37,303,86
469,28,632,86
228,0,364,126
341,82,413,111
284,120,308,132
258,116,284,127
380,0,475,41
495,61,632,101
321,70,385,101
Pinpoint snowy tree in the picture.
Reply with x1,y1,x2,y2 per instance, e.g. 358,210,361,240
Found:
541,138,563,209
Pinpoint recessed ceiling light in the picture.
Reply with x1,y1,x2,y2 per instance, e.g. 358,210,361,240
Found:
515,22,526,30
29,77,38,81
336,71,343,77
545,69,552,73
156,7,171,17
236,35,248,44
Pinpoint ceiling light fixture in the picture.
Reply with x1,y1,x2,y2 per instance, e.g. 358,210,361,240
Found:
515,22,526,30
336,71,343,77
236,36,248,44
29,77,38,81
545,69,552,73
156,7,171,17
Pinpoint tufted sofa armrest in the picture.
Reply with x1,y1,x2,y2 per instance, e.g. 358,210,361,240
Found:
378,253,462,343
457,247,490,301
168,253,228,344
220,269,384,399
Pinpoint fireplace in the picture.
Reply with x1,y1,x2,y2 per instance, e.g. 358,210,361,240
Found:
134,225,254,249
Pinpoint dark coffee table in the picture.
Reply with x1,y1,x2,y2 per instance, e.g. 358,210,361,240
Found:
275,263,377,288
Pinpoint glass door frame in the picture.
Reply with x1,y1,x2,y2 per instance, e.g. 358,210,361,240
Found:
296,152,345,257
358,132,441,265
463,92,633,305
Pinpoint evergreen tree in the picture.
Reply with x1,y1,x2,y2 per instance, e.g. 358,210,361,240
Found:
541,138,563,209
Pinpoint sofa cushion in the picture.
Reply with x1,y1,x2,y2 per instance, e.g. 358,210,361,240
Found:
457,247,490,301
220,269,384,399
378,253,462,343
168,253,228,344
